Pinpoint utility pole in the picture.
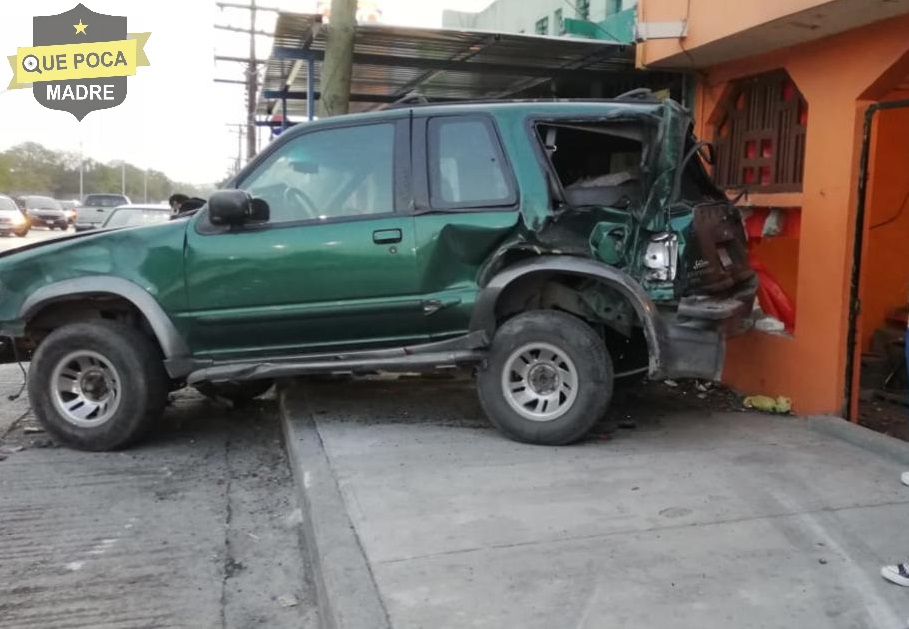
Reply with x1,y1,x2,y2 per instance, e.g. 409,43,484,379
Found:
215,2,275,162
121,161,126,196
226,124,245,175
246,0,258,161
78,141,84,199
318,0,357,118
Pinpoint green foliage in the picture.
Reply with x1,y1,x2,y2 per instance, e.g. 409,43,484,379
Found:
0,142,207,202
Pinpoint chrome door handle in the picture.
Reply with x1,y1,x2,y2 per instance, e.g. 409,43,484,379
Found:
373,229,402,244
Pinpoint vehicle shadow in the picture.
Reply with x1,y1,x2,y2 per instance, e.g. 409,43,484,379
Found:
292,373,744,443
143,388,280,449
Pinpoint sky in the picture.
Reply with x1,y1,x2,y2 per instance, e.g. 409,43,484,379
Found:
0,0,491,185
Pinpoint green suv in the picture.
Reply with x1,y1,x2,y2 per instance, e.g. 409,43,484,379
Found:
0,97,755,450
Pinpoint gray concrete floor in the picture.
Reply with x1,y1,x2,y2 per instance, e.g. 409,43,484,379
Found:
0,365,318,629
300,375,909,629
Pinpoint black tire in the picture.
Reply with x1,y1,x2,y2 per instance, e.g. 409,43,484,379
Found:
476,310,613,446
195,379,274,406
28,320,169,451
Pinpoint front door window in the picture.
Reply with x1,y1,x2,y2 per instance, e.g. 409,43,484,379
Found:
242,123,396,222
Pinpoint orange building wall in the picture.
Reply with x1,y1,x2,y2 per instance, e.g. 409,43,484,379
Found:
858,107,909,351
637,0,831,67
686,15,909,415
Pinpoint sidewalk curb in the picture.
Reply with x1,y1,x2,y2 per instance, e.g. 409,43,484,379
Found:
279,384,392,629
804,414,909,465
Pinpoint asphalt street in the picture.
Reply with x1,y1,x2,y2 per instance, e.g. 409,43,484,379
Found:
0,365,319,629
0,225,66,253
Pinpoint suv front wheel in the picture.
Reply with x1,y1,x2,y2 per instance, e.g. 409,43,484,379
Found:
28,320,169,451
477,310,613,446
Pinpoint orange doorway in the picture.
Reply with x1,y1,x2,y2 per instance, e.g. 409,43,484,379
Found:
848,97,909,430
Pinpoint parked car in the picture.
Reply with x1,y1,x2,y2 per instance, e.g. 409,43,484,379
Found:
20,195,68,230
57,199,81,225
100,205,171,229
0,96,756,451
74,193,131,231
0,194,29,238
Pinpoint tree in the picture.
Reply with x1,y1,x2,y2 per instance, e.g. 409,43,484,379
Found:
318,0,358,118
0,142,206,200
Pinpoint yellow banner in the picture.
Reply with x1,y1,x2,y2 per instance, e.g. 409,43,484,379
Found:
9,34,150,88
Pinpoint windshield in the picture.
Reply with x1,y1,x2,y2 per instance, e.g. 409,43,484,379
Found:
27,197,61,210
84,195,128,207
103,208,170,229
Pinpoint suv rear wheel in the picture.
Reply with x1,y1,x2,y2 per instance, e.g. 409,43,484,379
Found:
477,310,613,445
28,320,169,451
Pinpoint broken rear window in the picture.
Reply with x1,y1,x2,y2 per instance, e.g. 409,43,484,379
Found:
537,122,646,209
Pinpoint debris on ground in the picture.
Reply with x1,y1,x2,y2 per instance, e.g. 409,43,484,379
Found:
276,594,299,608
23,425,44,434
596,378,743,436
743,395,792,414
663,379,679,388
0,444,25,454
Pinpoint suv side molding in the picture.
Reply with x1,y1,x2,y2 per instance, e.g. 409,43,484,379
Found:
470,256,665,375
19,276,191,375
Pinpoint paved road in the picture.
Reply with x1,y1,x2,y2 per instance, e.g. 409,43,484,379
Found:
0,365,318,629
0,226,69,254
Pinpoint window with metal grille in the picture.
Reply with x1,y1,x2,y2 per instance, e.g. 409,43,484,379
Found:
606,0,622,15
554,9,564,34
535,16,549,35
576,0,590,20
712,71,808,193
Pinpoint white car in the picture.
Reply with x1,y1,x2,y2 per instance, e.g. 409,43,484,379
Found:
100,204,171,229
0,195,29,237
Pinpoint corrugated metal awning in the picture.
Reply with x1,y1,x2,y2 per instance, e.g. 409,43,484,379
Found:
257,12,641,118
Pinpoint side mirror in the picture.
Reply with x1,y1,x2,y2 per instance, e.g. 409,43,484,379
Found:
209,189,266,226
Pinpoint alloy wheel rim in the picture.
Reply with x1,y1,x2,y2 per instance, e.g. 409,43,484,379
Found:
50,350,122,428
501,342,579,422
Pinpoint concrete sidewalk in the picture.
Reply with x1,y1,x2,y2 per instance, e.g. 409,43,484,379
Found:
282,376,909,629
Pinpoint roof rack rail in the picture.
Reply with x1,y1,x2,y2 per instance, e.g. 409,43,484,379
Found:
613,88,657,101
383,96,670,111
393,92,431,105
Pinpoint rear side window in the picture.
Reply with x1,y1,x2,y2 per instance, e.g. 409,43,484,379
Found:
0,197,17,212
427,117,515,209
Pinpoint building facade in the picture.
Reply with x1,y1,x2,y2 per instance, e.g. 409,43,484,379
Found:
443,0,637,43
637,0,909,418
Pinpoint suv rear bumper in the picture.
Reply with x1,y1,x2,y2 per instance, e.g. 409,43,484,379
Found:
658,277,758,381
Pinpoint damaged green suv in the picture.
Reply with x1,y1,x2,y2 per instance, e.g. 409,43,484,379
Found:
0,97,755,450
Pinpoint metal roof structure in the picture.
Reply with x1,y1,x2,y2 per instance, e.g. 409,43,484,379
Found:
257,12,677,121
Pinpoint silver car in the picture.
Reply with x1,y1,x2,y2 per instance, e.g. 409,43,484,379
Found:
75,193,131,231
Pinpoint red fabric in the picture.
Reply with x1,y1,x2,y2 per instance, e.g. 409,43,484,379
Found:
750,253,795,332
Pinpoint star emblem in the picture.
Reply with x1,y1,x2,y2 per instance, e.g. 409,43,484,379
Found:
73,19,88,35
